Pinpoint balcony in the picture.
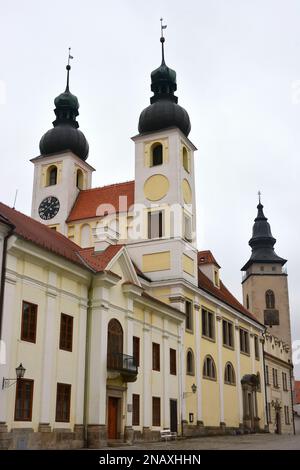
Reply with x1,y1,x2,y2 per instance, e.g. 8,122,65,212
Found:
107,353,138,382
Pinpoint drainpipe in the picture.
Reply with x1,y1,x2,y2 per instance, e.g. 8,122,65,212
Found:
0,226,14,341
262,331,269,432
289,363,296,435
83,277,94,444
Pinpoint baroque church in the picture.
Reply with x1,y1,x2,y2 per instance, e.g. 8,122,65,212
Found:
0,28,294,449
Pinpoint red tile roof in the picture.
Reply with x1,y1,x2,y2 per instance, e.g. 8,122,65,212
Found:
198,268,261,324
295,381,300,404
67,181,135,222
198,250,221,268
0,202,122,273
77,245,123,272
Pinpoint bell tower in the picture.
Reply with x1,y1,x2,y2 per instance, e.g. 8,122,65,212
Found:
127,21,198,286
241,195,292,346
31,50,94,235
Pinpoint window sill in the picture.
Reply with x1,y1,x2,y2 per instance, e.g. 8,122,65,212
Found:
202,335,215,343
185,328,194,334
255,357,260,361
223,343,235,351
203,376,217,382
240,351,250,357
186,372,195,377
224,381,236,386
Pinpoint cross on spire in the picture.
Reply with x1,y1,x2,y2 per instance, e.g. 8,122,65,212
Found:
258,190,262,205
160,18,167,64
65,47,74,92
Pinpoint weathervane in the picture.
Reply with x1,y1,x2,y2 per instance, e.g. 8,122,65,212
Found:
258,190,262,204
66,47,74,91
160,18,167,64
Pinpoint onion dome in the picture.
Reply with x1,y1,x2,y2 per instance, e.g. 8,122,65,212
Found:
39,51,89,161
241,194,287,271
138,22,191,137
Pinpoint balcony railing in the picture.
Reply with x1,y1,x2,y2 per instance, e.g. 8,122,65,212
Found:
107,353,138,381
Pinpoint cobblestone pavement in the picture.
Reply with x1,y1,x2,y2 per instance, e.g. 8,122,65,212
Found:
112,418,300,450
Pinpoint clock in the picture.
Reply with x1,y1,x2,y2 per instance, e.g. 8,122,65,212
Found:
38,196,60,220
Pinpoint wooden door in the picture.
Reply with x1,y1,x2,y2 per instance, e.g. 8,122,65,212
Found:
170,399,178,433
108,397,119,439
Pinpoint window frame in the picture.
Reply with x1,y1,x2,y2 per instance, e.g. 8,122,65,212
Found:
170,348,177,376
239,328,250,355
152,396,161,427
201,308,215,341
21,301,38,344
152,342,160,372
59,313,74,352
185,300,193,332
132,394,140,426
186,349,195,376
14,378,34,422
151,143,163,167
203,355,217,381
222,319,234,349
133,336,140,367
55,383,71,423
224,362,236,385
147,210,164,239
254,335,260,360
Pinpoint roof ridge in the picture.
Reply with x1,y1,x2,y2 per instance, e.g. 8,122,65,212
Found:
79,180,135,193
0,202,81,250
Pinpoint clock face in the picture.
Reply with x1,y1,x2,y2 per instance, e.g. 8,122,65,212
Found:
38,196,60,220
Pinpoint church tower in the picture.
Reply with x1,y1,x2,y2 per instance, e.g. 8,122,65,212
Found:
127,23,198,286
30,52,94,235
241,196,292,346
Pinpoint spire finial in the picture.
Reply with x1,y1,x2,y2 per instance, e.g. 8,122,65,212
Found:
160,18,167,64
258,190,262,205
65,47,73,92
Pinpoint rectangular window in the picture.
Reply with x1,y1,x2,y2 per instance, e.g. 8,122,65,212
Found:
132,394,140,426
202,308,215,340
152,397,161,426
272,368,279,388
55,383,71,422
185,300,193,331
282,372,288,391
222,319,234,348
170,348,177,375
265,365,270,385
148,211,164,239
14,379,34,421
254,335,260,360
284,406,290,425
133,336,140,367
21,301,38,343
59,313,73,352
152,342,160,371
267,402,272,424
239,328,250,354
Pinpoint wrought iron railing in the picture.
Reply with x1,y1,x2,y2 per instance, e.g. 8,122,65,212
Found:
107,352,138,375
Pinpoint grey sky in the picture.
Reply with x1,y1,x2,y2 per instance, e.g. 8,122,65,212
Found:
0,0,299,377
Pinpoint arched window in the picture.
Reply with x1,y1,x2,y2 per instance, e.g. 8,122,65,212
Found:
80,224,91,248
224,362,236,385
151,143,163,166
47,165,57,186
76,169,84,189
182,147,189,172
203,355,216,380
266,290,275,309
107,319,123,369
186,349,195,375
246,294,250,310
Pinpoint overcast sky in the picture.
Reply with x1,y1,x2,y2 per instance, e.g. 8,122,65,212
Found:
0,0,299,377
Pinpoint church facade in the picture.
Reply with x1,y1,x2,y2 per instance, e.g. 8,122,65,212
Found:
0,31,294,449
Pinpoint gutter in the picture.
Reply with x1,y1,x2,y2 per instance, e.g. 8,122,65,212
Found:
0,226,14,340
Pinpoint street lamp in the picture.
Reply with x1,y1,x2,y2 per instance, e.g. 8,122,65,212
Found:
183,383,197,398
2,363,26,389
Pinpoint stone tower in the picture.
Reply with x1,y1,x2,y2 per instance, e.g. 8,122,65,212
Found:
241,197,292,346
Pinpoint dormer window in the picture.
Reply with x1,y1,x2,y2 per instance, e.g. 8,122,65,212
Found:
214,270,220,287
151,143,163,167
